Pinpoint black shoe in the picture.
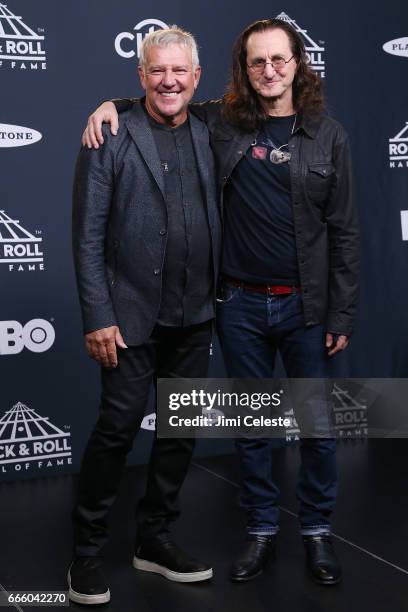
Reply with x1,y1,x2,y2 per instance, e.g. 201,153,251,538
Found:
303,535,342,585
133,535,213,583
68,557,110,605
230,534,276,582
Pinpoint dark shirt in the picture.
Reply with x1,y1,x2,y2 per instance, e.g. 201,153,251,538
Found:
222,114,300,285
146,111,214,326
113,99,359,336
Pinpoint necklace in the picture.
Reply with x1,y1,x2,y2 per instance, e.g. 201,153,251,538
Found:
269,113,297,164
252,114,297,165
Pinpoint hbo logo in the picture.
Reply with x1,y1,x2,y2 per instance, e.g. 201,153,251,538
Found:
0,319,55,355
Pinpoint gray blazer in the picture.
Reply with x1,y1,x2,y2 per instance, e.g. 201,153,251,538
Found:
72,100,221,345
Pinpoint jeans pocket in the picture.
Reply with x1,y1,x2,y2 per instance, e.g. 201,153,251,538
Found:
216,282,240,304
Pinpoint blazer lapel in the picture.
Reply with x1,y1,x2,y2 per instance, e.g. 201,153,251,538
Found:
125,102,166,200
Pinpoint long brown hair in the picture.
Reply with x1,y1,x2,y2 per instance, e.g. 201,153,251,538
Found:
223,19,325,131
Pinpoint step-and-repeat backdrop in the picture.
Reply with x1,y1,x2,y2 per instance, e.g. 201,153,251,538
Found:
1,1,407,481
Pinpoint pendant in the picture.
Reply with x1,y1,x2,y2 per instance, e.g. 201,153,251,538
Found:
252,146,267,160
270,148,291,164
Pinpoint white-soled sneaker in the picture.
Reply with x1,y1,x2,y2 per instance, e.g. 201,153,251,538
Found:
133,536,213,583
68,557,110,605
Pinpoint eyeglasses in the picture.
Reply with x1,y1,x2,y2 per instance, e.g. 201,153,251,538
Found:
247,56,294,73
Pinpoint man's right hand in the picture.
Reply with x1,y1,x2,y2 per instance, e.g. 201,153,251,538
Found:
85,325,127,368
82,101,119,149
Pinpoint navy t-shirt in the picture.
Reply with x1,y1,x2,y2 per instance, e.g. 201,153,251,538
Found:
222,114,300,285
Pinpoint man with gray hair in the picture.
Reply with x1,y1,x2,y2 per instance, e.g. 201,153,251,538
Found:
69,26,220,604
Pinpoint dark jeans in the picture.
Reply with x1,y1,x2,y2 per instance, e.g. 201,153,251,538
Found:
73,321,212,557
217,282,337,536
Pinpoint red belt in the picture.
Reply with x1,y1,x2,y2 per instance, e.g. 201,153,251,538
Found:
224,276,300,295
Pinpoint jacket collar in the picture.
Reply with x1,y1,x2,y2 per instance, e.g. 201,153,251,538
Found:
293,113,322,139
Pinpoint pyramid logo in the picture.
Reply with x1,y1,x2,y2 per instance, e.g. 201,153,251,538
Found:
284,382,368,441
0,3,46,70
332,383,368,438
0,208,44,272
0,402,72,474
389,122,408,168
276,12,325,77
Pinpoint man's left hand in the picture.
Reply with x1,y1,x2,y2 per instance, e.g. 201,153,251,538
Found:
326,333,349,356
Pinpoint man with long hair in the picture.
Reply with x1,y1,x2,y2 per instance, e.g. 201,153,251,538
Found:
82,18,359,586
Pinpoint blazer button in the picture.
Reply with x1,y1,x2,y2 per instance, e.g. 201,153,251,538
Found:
154,268,161,275
159,229,167,236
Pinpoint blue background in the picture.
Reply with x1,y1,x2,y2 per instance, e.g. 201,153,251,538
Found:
1,1,407,480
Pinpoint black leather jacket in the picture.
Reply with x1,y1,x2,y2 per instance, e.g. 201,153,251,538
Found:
115,98,359,336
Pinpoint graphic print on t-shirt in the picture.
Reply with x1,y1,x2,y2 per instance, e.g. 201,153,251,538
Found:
222,114,300,285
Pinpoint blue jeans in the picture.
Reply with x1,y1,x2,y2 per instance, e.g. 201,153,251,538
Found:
217,282,337,536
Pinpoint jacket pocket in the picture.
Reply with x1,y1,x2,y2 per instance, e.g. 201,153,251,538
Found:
306,162,335,202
